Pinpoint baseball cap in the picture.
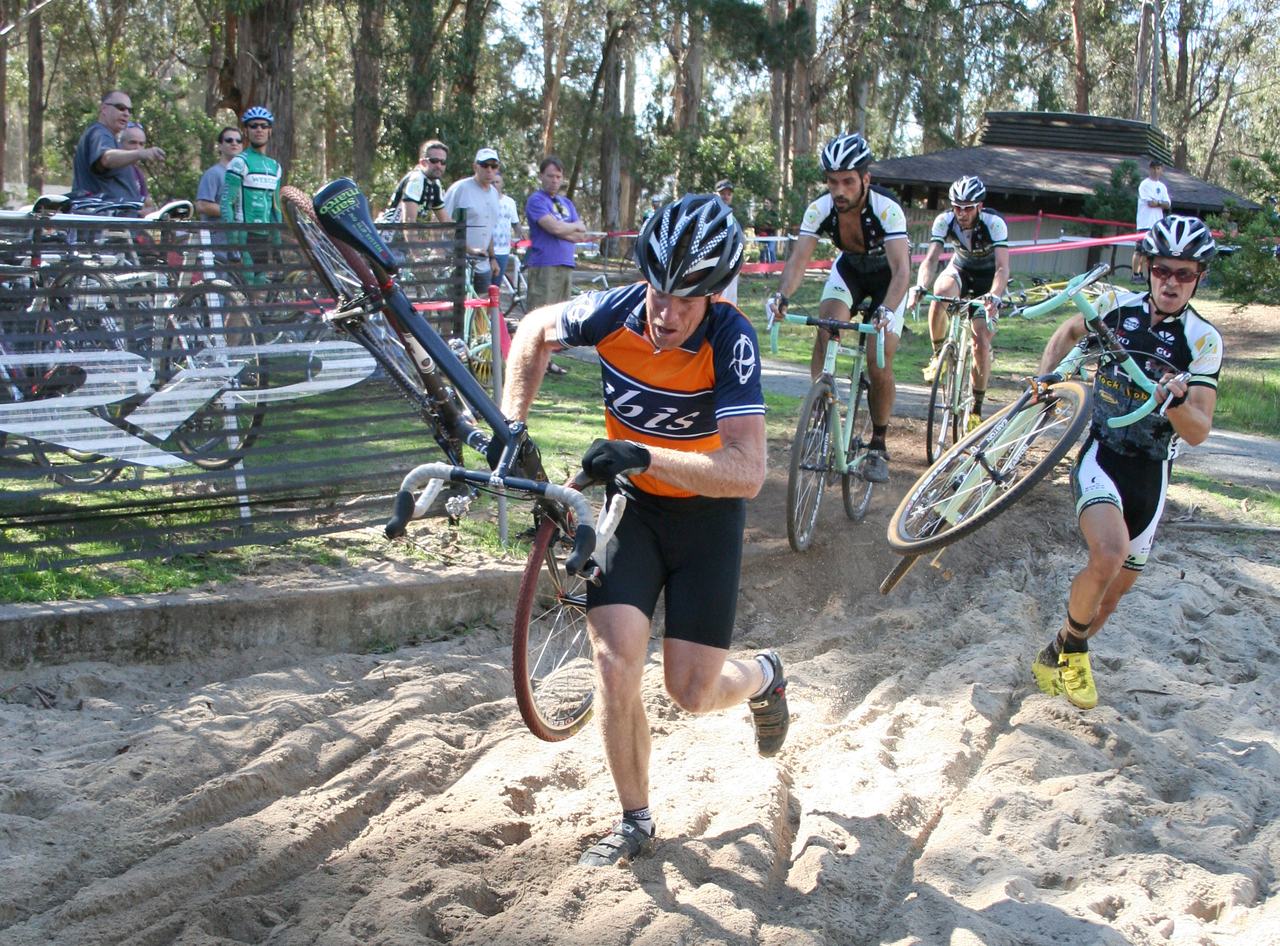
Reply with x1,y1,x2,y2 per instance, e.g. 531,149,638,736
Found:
475,147,500,164
715,179,734,192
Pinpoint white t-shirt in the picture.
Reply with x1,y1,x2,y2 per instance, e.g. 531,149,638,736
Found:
492,193,519,256
1136,177,1170,230
443,177,501,256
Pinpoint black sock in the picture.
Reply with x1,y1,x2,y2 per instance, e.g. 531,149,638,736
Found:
870,424,888,451
1060,611,1091,653
972,390,985,416
931,340,944,357
623,807,654,836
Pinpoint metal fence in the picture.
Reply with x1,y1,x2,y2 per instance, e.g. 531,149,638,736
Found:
0,210,475,576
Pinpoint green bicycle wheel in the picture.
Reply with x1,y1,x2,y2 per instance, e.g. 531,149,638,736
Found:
925,342,959,464
888,379,1090,555
787,377,835,552
842,373,875,521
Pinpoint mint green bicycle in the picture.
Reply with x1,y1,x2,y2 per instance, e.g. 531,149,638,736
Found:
919,293,1006,463
770,309,884,553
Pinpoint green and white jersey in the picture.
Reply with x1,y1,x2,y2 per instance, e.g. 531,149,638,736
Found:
221,147,282,230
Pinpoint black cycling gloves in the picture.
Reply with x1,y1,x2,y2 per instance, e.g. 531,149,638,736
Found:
581,438,651,480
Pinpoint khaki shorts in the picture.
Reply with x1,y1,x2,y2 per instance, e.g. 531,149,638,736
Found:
526,265,574,311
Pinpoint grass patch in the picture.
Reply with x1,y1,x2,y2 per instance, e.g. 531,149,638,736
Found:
1169,468,1280,527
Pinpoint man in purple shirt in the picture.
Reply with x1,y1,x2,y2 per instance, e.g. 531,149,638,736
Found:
524,155,588,311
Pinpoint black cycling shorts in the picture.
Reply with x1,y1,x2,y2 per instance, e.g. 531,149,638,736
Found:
1071,435,1171,571
587,488,746,649
941,264,995,299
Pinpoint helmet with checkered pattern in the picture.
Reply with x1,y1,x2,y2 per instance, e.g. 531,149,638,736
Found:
634,193,744,297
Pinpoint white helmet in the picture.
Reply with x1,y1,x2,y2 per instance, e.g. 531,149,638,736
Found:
1140,215,1217,265
820,133,873,173
635,194,744,297
949,175,986,204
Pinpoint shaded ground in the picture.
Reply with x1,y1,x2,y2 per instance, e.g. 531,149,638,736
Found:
3,424,1277,945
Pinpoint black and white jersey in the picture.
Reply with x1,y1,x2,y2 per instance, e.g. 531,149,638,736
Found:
799,186,908,259
929,209,1008,270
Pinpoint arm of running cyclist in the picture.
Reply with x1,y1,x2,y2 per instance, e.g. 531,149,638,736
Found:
642,414,766,499
881,237,911,320
1156,377,1216,446
910,241,944,307
767,233,819,318
500,307,561,422
982,245,1012,322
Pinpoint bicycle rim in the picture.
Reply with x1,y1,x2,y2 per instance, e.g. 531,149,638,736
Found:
842,375,875,521
167,282,267,469
787,379,833,552
512,515,594,741
280,186,376,306
888,379,1091,555
926,344,957,464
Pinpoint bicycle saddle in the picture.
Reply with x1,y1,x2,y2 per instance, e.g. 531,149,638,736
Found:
312,178,399,275
146,199,193,221
31,194,71,214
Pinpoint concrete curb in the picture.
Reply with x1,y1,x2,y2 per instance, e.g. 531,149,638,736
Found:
0,565,524,670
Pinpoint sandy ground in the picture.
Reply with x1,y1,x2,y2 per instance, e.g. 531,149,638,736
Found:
2,421,1278,946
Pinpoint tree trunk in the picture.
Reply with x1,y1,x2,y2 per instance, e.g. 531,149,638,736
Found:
352,0,384,191
447,0,492,159
1133,0,1151,120
405,0,439,142
0,1,8,191
789,0,814,159
26,4,43,195
220,0,302,177
768,0,784,194
539,0,576,156
1070,0,1089,113
1200,72,1235,181
599,14,622,259
620,44,635,230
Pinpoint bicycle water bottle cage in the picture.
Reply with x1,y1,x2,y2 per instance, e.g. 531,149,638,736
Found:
312,178,400,277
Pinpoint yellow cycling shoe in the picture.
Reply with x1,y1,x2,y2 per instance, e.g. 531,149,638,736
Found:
1059,651,1098,709
966,413,984,434
922,360,939,383
1031,645,1063,696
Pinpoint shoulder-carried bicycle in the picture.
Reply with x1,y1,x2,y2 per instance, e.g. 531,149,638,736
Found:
883,263,1186,588
280,178,618,742
768,305,884,552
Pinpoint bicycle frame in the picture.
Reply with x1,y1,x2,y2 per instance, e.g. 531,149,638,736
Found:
797,313,884,474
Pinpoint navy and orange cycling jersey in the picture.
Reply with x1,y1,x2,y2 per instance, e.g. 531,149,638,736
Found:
556,282,766,498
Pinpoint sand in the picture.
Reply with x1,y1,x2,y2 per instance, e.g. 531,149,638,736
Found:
2,441,1278,946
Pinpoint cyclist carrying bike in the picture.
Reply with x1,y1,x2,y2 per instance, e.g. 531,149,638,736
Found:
766,132,910,483
910,175,1010,430
1031,216,1223,710
220,106,283,285
500,194,789,867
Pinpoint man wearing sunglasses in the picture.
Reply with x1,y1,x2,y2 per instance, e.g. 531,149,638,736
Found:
379,139,451,230
71,91,166,204
196,127,244,221
221,106,283,285
1031,216,1223,712
910,175,1010,430
443,147,504,293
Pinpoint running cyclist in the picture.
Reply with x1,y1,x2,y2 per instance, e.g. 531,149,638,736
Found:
220,106,283,285
910,175,1010,430
499,195,789,867
1031,216,1223,710
766,132,910,483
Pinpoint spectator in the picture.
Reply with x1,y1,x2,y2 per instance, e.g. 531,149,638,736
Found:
118,122,157,211
1132,158,1171,281
71,90,165,205
492,170,521,288
640,193,663,226
754,196,780,265
714,178,741,305
524,155,587,311
221,106,283,285
196,126,243,221
379,139,450,230
443,147,503,293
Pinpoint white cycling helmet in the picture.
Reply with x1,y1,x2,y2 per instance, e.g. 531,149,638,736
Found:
949,175,986,204
635,193,744,297
820,133,873,173
1140,215,1217,265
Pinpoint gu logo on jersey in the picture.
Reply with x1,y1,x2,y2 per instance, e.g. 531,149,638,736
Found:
1123,316,1141,332
731,334,756,385
1156,346,1173,360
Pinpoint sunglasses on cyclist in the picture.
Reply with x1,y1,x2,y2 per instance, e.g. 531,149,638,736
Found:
1150,263,1201,285
245,121,271,130
951,203,979,212
105,102,132,114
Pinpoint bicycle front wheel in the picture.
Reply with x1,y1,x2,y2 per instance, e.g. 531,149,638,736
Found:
888,379,1090,555
842,374,875,521
787,378,835,552
281,186,376,306
926,343,959,464
512,514,594,741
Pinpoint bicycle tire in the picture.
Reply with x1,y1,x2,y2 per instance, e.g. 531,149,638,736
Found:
167,281,267,470
842,374,874,520
786,377,834,552
280,186,376,306
925,342,958,464
512,514,594,741
887,379,1091,555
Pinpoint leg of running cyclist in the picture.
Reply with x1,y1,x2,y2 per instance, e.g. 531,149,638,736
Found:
924,269,960,381
587,604,654,815
663,638,767,715
970,315,993,425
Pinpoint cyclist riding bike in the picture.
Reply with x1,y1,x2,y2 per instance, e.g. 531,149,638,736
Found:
910,175,1010,430
220,106,283,285
766,132,910,484
500,194,789,867
1030,216,1223,711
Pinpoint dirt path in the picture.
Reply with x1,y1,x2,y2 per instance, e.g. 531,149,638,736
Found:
3,433,1277,945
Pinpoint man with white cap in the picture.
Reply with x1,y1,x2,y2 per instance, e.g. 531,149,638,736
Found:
443,146,504,293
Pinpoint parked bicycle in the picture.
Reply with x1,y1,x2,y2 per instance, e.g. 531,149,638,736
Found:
768,305,884,552
883,263,1180,586
281,177,619,742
